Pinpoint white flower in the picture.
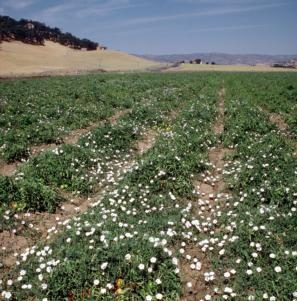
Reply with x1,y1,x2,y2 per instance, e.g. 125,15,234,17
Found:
156,293,163,300
101,262,108,270
150,257,157,263
100,288,107,294
224,272,231,278
219,249,225,255
94,279,100,286
145,295,153,301
138,263,145,270
148,266,153,273
274,266,282,273
41,283,48,290
155,278,162,285
224,287,233,294
7,280,13,286
172,257,178,265
20,270,26,276
186,282,192,288
205,294,212,300
125,254,131,261
246,269,253,275
1,291,12,299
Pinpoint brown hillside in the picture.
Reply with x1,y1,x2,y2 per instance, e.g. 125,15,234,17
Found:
0,41,160,77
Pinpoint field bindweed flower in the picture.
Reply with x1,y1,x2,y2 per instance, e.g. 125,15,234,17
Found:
41,283,48,290
150,257,157,263
224,271,231,278
246,269,253,275
274,266,282,273
124,253,131,261
156,293,163,299
1,291,12,299
155,278,162,285
101,262,108,270
138,263,145,270
186,282,192,288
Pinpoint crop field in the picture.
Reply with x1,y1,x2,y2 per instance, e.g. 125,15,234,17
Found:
0,72,296,301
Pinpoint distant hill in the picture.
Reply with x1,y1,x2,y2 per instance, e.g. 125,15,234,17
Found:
0,41,160,77
0,15,100,50
139,53,297,66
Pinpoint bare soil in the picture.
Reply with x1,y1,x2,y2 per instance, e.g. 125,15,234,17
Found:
134,129,157,155
264,109,297,156
269,112,289,132
180,85,233,300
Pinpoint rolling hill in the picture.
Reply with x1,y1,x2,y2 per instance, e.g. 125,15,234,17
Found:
0,15,160,77
0,40,160,77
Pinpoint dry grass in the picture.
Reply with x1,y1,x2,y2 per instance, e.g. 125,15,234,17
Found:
167,63,297,72
0,41,160,76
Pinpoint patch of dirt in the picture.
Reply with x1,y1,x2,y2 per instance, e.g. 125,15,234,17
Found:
134,129,157,155
180,84,233,300
269,112,289,132
213,86,225,135
262,109,297,156
0,161,19,176
179,245,212,301
0,109,131,177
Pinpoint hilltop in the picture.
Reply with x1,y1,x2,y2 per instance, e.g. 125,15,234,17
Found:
0,15,99,50
0,41,159,77
0,16,161,77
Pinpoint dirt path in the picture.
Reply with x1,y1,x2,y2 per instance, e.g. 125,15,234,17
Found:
261,108,297,156
269,112,289,132
0,109,130,177
180,84,233,300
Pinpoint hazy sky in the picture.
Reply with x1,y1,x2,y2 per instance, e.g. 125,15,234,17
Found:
1,0,297,55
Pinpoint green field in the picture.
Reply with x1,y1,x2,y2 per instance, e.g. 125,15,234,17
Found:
0,72,297,301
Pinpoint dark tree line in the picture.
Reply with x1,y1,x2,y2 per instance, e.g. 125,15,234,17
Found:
0,15,99,50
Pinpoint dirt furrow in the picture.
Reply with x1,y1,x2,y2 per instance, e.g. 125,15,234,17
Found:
260,108,297,155
0,109,131,177
180,85,233,300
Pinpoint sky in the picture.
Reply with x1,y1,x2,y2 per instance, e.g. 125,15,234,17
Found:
0,0,297,55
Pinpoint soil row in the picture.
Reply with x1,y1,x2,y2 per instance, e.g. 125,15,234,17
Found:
180,85,233,300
